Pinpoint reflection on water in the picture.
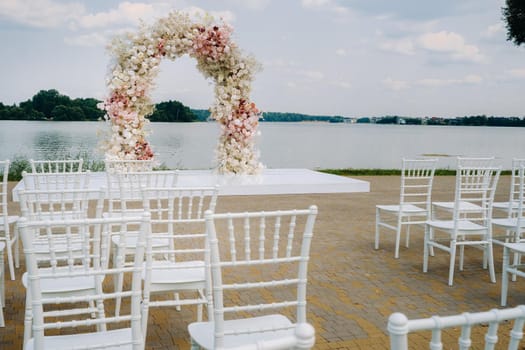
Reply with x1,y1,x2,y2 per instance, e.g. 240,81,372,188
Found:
34,131,75,160
1,120,525,169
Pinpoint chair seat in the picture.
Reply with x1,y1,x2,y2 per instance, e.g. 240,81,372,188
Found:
426,219,488,232
492,217,525,229
502,242,525,255
376,204,426,214
25,327,135,350
189,314,301,349
433,201,482,211
145,260,205,285
22,269,96,294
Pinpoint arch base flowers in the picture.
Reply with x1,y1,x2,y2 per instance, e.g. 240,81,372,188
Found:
99,11,263,175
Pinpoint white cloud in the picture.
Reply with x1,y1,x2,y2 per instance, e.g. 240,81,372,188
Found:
301,0,331,8
77,2,158,29
227,0,270,10
417,31,486,63
379,38,415,55
64,32,108,47
505,68,525,79
301,0,349,15
335,48,347,56
286,81,297,88
0,0,85,28
416,74,482,87
332,81,351,89
382,77,409,91
483,23,504,39
298,70,325,80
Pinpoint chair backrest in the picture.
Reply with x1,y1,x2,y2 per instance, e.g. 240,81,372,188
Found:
19,213,151,349
105,159,155,173
115,171,178,213
18,188,104,221
457,156,495,168
141,186,219,306
0,160,9,221
22,170,91,191
204,205,318,348
388,306,525,350
399,158,438,212
30,159,83,173
507,159,525,213
453,165,501,228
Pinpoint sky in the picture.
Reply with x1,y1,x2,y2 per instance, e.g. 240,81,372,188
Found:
0,0,524,118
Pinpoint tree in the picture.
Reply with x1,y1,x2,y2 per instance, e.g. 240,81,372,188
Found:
51,105,85,121
503,0,525,46
149,100,197,122
31,89,71,118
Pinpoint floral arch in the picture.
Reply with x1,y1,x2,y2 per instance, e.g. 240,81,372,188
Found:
99,11,263,174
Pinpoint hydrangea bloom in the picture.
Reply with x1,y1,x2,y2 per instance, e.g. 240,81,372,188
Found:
99,11,263,174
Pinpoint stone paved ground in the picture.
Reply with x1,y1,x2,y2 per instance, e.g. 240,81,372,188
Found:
1,175,524,349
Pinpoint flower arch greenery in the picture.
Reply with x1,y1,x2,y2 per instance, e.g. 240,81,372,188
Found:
99,11,263,174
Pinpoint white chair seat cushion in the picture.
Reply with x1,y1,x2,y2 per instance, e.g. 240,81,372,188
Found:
376,204,426,214
189,314,298,349
145,260,205,284
22,269,96,294
502,242,525,254
25,327,135,350
427,219,487,232
492,217,525,229
433,201,482,211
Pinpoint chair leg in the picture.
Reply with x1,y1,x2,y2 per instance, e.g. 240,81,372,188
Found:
14,224,20,269
423,225,430,273
5,239,15,281
501,245,510,306
487,242,496,283
174,292,181,311
394,217,402,259
405,218,410,248
448,241,457,286
459,243,464,271
374,208,380,250
24,287,33,347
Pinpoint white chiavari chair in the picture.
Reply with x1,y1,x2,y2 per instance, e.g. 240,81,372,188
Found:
188,206,318,350
20,212,151,350
141,186,219,325
0,160,19,280
375,158,438,258
424,165,501,286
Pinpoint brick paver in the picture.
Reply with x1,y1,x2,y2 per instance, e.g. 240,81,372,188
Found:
1,175,523,349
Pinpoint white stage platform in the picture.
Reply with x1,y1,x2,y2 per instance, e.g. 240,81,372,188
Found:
178,168,370,195
13,168,369,200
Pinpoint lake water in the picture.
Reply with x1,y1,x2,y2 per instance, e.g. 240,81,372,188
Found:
1,120,524,170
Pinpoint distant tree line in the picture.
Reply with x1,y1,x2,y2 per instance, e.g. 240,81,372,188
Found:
187,110,346,123
366,115,525,127
0,89,198,122
1,90,524,127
